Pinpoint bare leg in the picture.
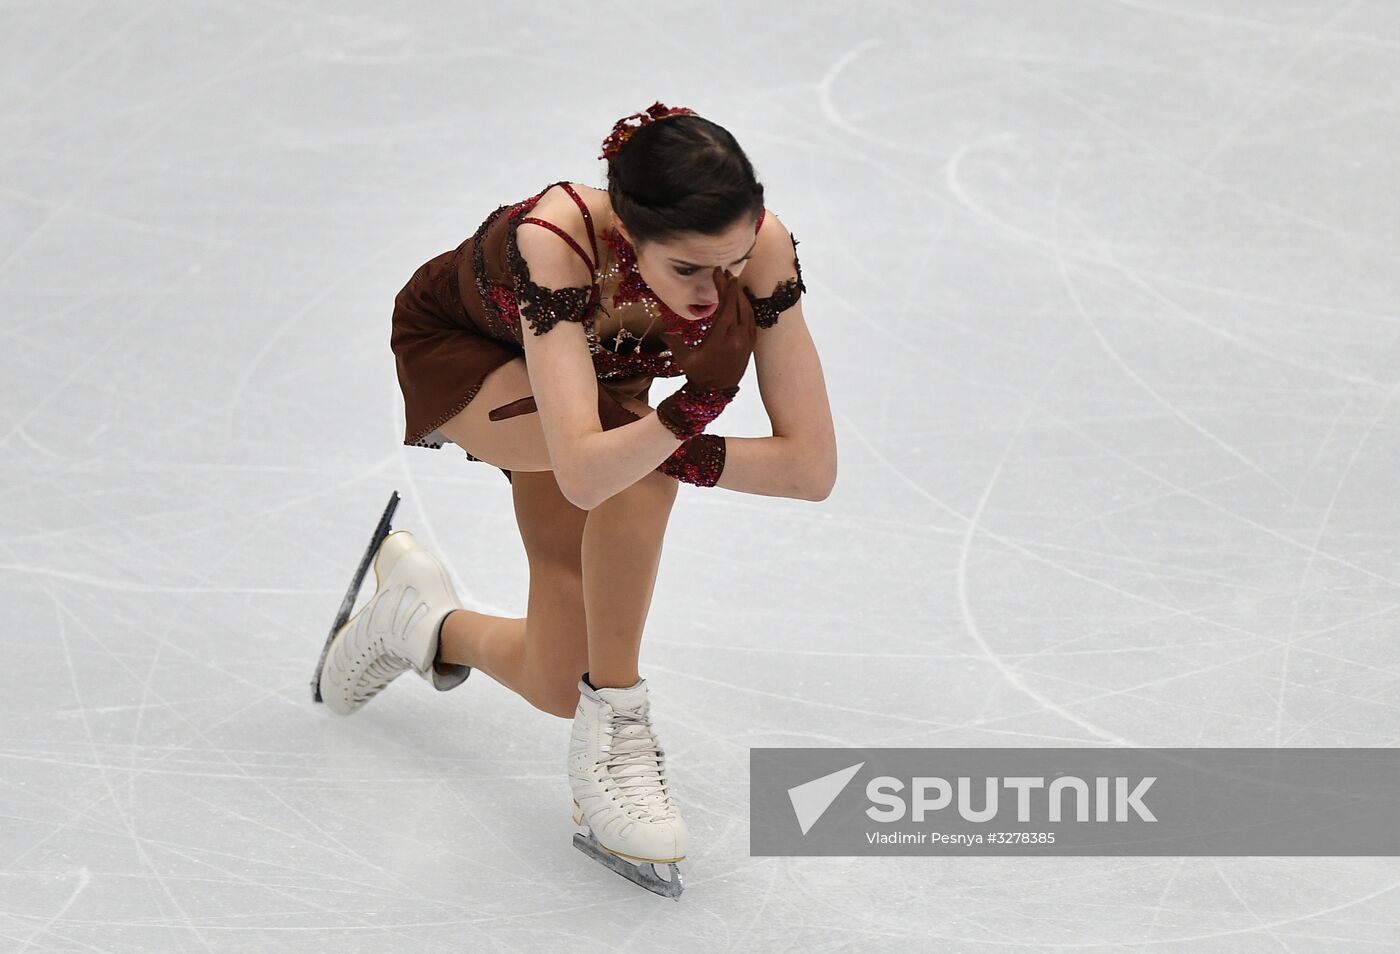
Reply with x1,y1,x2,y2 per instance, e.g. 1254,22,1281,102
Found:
437,468,680,707
436,470,591,718
581,469,679,689
432,368,671,711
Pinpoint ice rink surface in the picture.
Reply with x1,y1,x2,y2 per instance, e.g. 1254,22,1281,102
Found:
4,0,1400,949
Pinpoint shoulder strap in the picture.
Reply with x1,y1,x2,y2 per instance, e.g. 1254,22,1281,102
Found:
558,183,599,266
517,216,595,275
514,182,599,275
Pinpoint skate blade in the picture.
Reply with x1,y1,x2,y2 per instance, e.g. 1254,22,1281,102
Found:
573,830,684,900
311,490,400,704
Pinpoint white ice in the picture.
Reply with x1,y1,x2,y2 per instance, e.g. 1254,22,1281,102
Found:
3,0,1400,950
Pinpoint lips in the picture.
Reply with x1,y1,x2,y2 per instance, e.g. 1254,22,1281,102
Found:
688,302,717,318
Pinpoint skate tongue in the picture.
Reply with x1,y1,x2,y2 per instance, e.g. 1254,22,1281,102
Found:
595,680,671,812
595,679,647,712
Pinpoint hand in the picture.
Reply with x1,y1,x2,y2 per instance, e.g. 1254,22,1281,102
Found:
659,266,757,392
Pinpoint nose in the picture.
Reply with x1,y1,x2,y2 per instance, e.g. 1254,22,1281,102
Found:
695,266,738,302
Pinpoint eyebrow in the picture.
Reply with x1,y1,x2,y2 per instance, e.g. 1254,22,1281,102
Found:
668,236,759,269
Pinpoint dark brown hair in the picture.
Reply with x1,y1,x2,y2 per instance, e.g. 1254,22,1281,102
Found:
604,114,765,251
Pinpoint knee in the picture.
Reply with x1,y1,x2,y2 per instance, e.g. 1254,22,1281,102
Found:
632,467,680,506
536,683,581,720
591,466,677,512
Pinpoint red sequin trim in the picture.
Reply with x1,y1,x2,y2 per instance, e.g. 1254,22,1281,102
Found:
487,283,521,333
656,434,726,487
656,383,739,439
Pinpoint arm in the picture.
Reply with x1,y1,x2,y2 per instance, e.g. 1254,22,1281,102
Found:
708,302,837,501
515,221,684,510
710,214,837,500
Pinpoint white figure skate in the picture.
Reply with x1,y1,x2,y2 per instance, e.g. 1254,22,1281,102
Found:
311,491,471,713
568,675,688,900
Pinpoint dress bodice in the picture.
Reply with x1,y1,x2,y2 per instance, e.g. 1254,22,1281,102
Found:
452,180,805,382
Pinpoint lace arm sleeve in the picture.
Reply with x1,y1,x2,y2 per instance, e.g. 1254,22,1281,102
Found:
742,232,806,330
506,222,597,336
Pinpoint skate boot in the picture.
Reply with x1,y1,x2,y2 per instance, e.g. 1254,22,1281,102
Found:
568,674,687,900
314,520,470,715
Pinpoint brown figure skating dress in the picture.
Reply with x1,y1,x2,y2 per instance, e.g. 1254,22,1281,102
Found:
390,181,805,484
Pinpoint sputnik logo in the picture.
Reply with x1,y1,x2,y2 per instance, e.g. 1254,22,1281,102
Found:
787,762,865,835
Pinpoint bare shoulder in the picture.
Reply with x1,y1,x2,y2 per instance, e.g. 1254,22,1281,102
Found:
741,208,807,332
741,208,802,299
513,184,603,290
515,183,606,274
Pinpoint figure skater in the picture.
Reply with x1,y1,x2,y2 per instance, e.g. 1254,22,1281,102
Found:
311,101,837,898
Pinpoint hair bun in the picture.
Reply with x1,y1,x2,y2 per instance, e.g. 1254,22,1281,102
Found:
598,101,698,161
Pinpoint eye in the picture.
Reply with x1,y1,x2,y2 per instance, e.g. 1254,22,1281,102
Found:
674,267,699,277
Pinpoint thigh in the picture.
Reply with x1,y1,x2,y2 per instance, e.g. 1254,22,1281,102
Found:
437,357,552,472
511,469,589,574
437,358,655,472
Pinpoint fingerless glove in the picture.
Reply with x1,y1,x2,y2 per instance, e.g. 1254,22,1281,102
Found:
654,383,740,440
655,433,726,487
601,384,728,487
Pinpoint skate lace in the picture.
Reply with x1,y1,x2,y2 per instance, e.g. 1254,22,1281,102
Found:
602,706,674,819
351,642,409,703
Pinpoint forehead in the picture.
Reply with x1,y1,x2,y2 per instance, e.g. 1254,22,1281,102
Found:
661,219,757,257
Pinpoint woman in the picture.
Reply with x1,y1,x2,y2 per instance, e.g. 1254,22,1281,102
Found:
314,102,837,898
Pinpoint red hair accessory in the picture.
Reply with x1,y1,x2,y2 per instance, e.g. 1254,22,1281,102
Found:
598,100,698,161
